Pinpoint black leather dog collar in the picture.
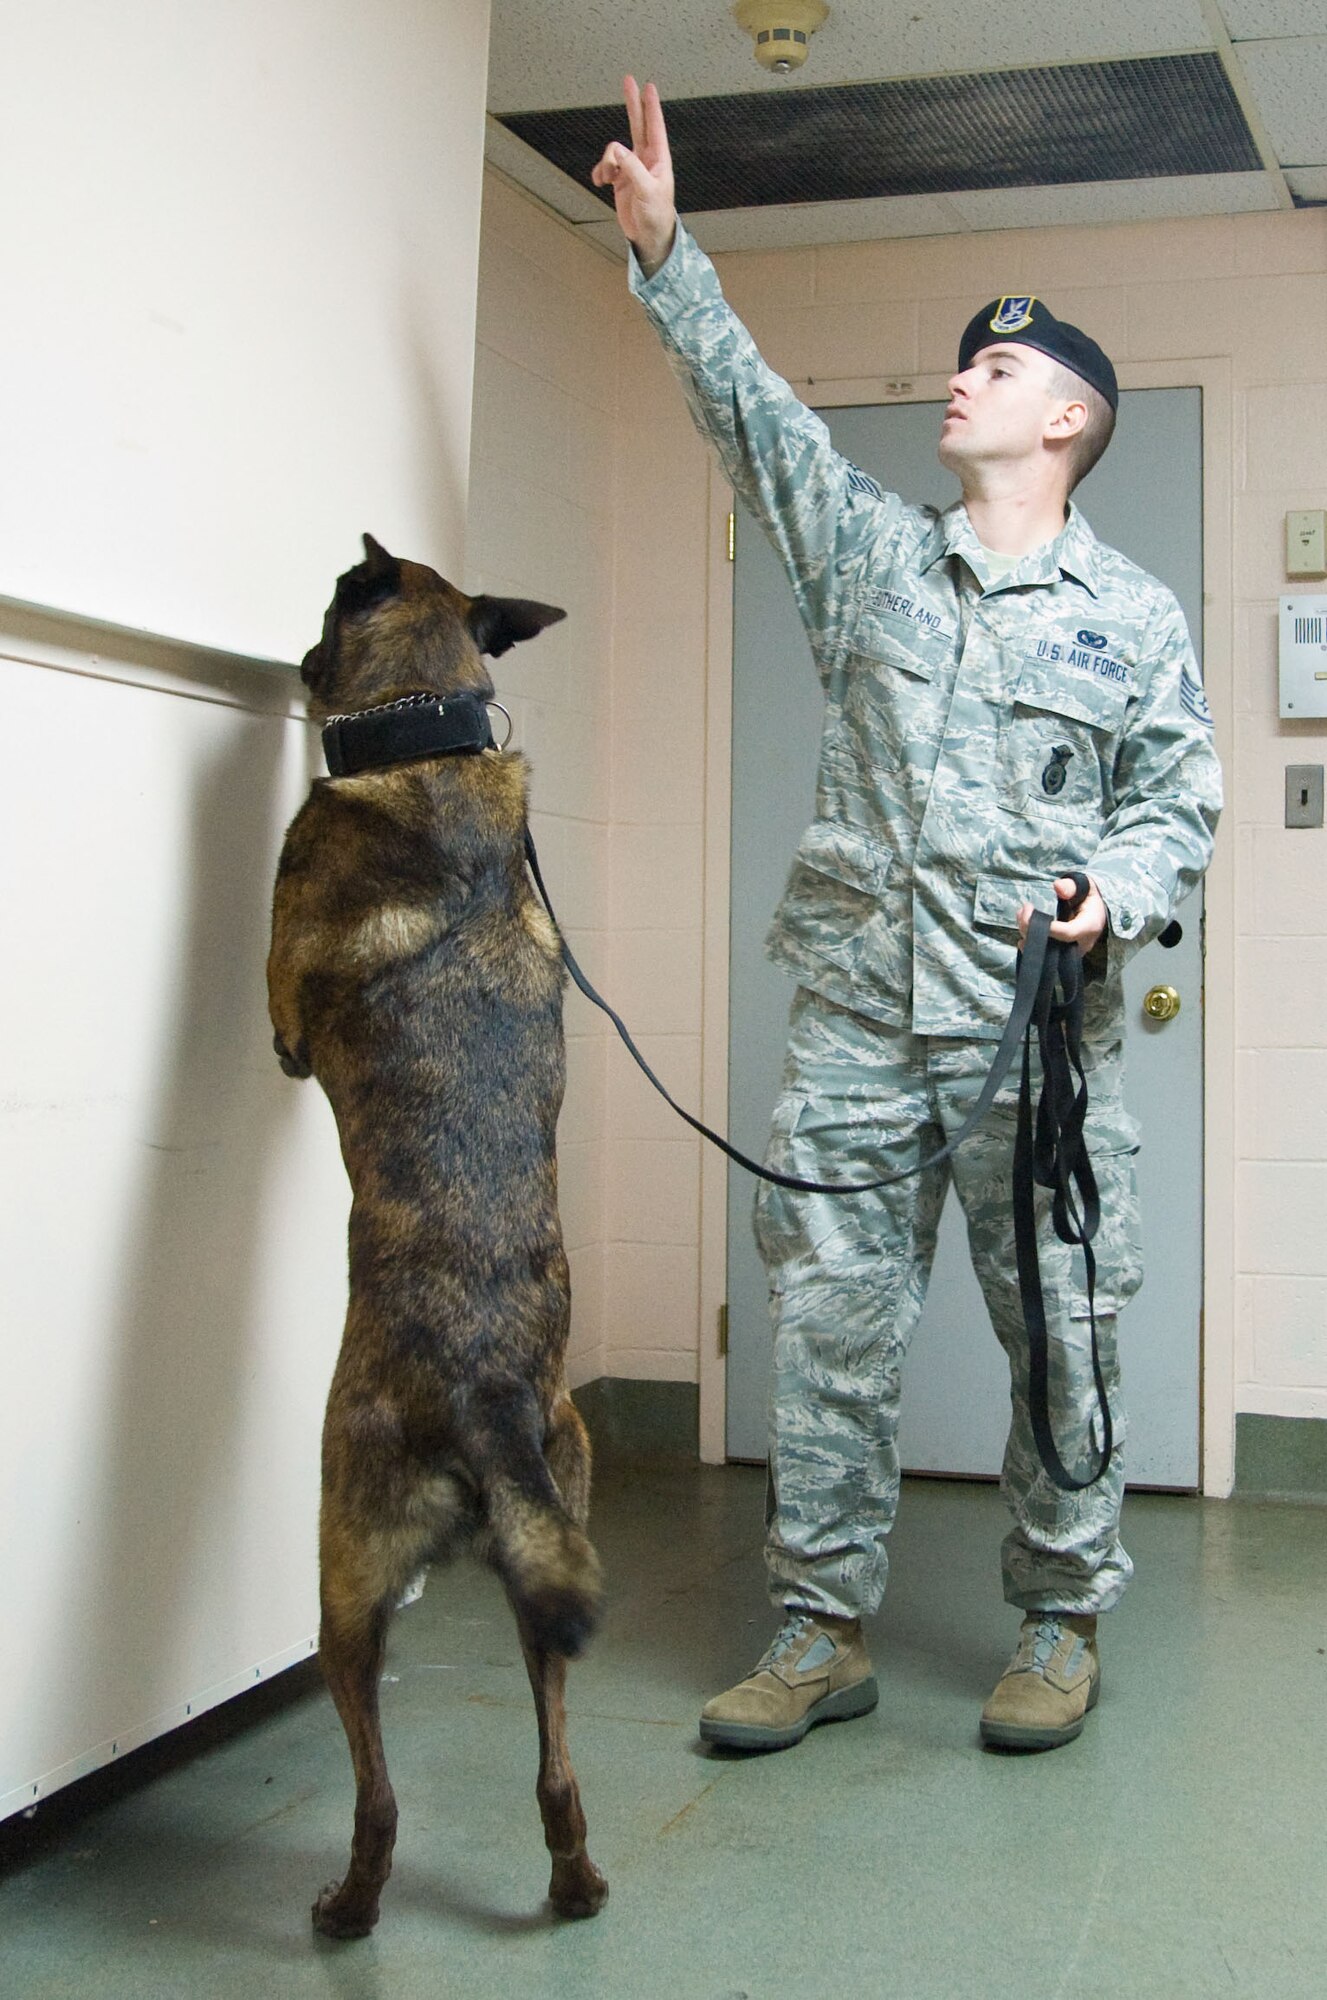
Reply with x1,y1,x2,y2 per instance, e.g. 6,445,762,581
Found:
322,691,496,777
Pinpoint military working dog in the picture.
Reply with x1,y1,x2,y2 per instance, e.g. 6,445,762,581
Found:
267,535,606,1936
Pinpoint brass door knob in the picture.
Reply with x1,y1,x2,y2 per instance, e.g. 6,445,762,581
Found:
1143,984,1182,1023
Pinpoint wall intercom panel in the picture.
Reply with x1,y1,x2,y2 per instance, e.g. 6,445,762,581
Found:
1279,596,1327,718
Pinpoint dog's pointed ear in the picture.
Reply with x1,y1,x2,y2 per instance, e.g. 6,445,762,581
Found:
467,595,566,659
334,533,403,619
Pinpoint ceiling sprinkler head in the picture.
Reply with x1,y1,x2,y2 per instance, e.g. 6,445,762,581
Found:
733,0,830,75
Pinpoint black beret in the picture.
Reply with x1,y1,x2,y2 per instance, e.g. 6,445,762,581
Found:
958,296,1118,411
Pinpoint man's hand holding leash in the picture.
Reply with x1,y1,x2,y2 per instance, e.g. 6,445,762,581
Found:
1019,875,1108,957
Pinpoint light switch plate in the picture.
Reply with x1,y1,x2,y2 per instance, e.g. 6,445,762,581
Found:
1285,764,1324,829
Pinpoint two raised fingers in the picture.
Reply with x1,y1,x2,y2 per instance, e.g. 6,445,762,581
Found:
625,75,668,162
591,74,670,189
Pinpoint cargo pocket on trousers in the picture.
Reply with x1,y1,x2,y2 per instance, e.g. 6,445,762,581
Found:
752,1092,810,1289
1067,1140,1144,1321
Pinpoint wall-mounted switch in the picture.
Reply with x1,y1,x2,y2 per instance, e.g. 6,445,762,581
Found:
1287,511,1327,578
1285,764,1324,828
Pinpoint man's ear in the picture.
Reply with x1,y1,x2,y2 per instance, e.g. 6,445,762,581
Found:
468,594,566,658
1047,396,1088,443
334,533,403,619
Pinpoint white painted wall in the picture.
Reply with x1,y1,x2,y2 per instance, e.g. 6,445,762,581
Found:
0,0,489,662
0,0,491,1819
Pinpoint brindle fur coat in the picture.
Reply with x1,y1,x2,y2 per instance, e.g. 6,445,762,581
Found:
267,535,606,1935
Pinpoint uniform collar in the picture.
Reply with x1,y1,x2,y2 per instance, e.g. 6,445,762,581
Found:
921,500,1101,599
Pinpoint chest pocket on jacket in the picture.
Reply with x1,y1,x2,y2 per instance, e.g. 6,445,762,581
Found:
843,603,952,767
847,582,954,681
997,655,1130,818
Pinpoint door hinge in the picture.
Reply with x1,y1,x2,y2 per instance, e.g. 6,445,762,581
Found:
726,511,735,563
717,1303,729,1355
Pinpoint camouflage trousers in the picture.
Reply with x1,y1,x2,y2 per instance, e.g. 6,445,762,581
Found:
754,986,1144,1622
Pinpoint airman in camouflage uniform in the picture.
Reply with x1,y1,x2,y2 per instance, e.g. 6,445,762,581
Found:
594,79,1221,1754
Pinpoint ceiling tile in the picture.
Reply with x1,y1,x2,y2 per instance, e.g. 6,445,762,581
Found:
1236,37,1327,161
1217,3,1327,34
687,195,963,254
1287,167,1327,202
949,171,1281,230
486,0,1215,115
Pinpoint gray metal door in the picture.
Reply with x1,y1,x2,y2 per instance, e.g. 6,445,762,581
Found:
727,389,1204,1486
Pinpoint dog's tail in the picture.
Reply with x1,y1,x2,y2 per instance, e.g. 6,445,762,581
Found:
469,1390,602,1660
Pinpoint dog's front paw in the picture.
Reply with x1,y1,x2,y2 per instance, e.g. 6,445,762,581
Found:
273,1030,313,1080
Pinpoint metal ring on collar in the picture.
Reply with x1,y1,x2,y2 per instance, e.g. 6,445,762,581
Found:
486,701,513,750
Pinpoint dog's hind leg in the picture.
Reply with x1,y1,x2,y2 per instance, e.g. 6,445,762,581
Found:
546,1391,593,1526
519,1394,606,1919
477,1385,602,1659
311,1526,404,1940
520,1634,608,1919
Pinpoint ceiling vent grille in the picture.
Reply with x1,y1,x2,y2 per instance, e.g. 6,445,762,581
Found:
502,53,1261,212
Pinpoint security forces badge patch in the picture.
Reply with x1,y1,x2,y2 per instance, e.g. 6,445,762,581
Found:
1180,665,1214,728
990,295,1036,334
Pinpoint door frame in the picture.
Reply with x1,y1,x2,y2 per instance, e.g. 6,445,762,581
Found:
696,357,1237,1496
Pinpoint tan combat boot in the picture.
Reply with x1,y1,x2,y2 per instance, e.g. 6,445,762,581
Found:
699,1612,878,1751
980,1611,1100,1751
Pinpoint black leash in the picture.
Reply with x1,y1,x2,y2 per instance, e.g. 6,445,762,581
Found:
318,698,1114,1489
1011,888,1111,1492
525,834,1112,1492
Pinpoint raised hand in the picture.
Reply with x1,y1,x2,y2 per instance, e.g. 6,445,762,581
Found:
590,76,677,276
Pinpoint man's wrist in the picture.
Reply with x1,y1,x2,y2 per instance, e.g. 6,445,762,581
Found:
633,219,677,281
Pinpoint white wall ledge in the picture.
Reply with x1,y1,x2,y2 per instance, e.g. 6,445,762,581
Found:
0,596,306,720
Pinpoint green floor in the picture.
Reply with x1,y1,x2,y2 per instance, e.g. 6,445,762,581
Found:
4,1450,1325,2000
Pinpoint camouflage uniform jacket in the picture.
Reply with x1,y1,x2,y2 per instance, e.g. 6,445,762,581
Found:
630,226,1223,1039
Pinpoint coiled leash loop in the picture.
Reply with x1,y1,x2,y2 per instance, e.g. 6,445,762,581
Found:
525,837,1111,1491
1014,882,1111,1493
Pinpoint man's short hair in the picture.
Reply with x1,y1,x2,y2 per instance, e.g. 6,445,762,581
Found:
1049,364,1116,492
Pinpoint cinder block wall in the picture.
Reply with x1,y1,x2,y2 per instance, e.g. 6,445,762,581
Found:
471,169,1327,1458
467,175,621,1388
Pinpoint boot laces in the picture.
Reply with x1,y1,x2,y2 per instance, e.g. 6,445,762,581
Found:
1020,1614,1069,1674
755,1613,817,1672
